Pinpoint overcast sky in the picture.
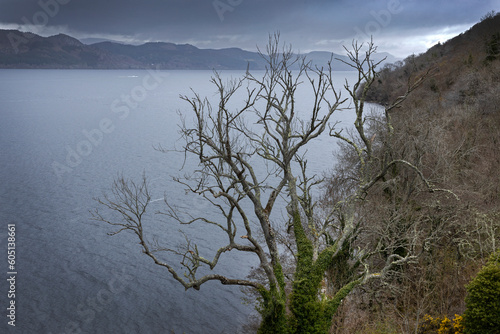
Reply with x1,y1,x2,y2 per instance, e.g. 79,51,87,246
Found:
0,0,499,57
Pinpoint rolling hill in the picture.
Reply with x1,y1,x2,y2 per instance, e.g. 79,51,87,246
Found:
0,29,397,70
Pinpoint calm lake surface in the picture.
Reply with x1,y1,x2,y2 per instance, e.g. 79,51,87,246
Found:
0,69,364,333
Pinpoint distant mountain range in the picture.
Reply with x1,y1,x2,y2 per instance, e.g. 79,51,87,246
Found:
0,29,399,70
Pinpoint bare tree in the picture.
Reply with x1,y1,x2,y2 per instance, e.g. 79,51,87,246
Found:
92,36,448,334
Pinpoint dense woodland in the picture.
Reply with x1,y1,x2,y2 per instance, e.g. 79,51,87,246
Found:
324,12,500,334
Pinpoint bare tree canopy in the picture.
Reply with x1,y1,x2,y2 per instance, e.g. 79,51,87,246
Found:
92,35,454,333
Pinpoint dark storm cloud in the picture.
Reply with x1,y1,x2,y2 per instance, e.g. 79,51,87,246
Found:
0,0,498,56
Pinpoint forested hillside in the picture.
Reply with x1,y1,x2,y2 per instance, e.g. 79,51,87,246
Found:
328,12,500,333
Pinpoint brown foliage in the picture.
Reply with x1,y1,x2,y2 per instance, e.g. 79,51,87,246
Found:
327,14,500,334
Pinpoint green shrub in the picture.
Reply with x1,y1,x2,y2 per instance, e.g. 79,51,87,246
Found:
485,33,500,62
463,250,500,334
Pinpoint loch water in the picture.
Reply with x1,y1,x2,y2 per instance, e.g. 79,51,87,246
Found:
0,69,363,333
